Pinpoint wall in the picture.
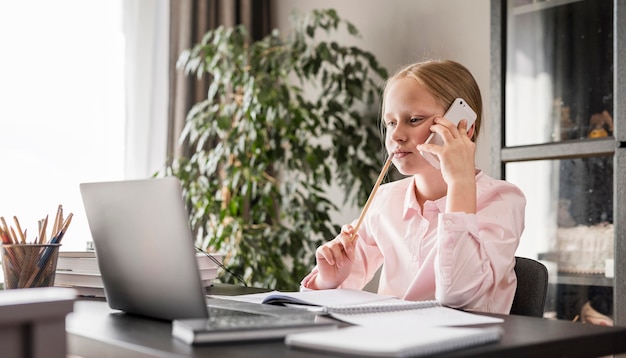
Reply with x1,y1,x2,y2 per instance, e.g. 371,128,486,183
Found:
271,0,492,224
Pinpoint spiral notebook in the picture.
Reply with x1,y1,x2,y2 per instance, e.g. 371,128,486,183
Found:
211,288,435,314
285,325,504,357
213,288,503,327
259,289,439,315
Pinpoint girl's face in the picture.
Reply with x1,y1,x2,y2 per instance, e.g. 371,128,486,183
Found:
383,77,445,175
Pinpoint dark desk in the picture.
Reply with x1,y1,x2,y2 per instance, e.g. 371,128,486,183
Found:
66,284,626,358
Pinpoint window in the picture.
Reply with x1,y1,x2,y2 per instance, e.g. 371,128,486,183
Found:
0,1,125,251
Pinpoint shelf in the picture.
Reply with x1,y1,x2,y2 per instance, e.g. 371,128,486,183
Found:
512,0,583,16
501,138,616,162
552,273,613,287
495,0,623,323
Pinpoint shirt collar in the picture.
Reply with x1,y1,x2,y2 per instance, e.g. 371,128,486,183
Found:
402,170,484,218
402,179,419,218
402,177,447,218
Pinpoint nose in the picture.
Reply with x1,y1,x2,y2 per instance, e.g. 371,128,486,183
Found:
389,123,407,143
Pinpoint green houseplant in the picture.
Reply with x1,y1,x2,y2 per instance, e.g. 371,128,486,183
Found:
164,9,388,290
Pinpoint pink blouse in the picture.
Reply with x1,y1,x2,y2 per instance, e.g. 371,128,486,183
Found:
301,171,526,314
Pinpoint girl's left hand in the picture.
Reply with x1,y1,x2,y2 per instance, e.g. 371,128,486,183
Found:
417,117,477,213
418,117,476,183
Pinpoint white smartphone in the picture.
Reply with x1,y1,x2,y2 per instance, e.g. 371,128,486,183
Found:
420,98,477,169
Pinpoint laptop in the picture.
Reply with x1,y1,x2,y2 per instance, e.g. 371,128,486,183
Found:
79,176,336,343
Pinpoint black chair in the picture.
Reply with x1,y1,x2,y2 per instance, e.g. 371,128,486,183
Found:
510,256,549,318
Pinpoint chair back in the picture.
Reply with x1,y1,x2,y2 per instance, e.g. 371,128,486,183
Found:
510,256,548,317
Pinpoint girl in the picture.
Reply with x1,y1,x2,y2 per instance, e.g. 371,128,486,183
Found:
301,60,526,314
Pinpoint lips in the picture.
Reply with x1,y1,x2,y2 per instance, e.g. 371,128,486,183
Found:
393,150,412,159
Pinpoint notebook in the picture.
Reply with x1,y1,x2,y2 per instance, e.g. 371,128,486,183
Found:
270,289,440,314
79,176,337,343
212,288,438,314
214,288,504,327
285,325,504,357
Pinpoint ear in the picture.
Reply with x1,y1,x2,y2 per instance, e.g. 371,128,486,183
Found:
466,121,476,141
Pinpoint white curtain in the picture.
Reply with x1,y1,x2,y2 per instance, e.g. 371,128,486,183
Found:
505,9,555,259
123,0,170,179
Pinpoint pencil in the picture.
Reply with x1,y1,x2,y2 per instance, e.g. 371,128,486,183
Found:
10,227,19,245
34,213,72,279
0,229,12,244
13,217,27,244
0,217,14,244
350,153,395,241
39,215,49,244
52,205,63,239
54,213,73,243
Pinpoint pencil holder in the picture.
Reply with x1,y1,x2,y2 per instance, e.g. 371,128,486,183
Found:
2,244,61,289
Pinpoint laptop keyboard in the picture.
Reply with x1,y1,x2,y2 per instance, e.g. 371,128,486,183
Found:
205,306,314,328
208,306,270,318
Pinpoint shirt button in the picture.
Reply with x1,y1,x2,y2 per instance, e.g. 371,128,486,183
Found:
412,255,418,262
445,220,453,226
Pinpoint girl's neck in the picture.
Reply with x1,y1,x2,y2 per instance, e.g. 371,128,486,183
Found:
412,171,447,209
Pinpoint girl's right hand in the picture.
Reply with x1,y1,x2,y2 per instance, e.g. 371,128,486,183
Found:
311,225,357,289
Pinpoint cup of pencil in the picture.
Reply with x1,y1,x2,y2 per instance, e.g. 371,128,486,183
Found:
1,205,73,289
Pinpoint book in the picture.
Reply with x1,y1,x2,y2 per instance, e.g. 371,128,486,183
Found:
58,250,97,258
196,252,224,270
56,251,222,274
55,278,217,299
56,251,99,274
56,256,100,275
55,269,218,289
199,268,219,280
55,272,104,288
285,325,504,357
58,251,221,262
56,284,105,298
55,251,221,288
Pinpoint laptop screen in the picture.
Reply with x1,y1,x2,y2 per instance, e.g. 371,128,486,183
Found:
80,177,209,320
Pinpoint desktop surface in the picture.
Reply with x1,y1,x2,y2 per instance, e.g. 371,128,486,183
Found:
66,284,626,358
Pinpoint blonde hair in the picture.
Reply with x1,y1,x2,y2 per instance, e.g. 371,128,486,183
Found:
381,60,483,141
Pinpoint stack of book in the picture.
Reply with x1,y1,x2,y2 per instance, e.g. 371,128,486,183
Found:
54,251,223,297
